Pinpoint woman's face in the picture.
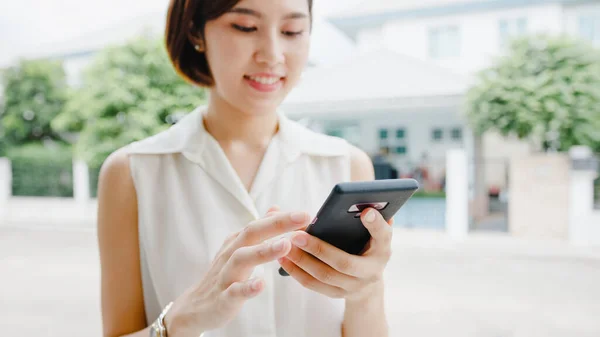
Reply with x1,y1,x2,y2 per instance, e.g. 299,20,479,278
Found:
203,0,311,115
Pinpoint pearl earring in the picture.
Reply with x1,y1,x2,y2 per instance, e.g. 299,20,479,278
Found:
194,45,200,51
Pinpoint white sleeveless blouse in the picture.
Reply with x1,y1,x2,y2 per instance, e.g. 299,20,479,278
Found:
124,105,352,337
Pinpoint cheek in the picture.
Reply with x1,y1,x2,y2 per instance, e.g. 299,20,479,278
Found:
206,40,245,80
203,27,250,83
285,40,311,82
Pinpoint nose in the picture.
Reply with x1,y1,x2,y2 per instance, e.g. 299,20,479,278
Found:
254,29,285,67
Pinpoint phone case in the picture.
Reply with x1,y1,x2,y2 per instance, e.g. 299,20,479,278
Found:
279,179,419,276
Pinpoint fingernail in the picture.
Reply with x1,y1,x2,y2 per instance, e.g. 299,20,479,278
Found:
272,238,286,251
251,279,262,291
365,209,376,223
292,233,307,247
291,212,307,223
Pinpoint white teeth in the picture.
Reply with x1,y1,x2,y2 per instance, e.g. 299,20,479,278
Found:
249,76,280,85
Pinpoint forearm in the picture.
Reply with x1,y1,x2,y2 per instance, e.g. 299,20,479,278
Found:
341,282,389,337
118,326,152,337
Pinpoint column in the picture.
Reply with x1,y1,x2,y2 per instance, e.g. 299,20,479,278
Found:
568,146,600,246
0,158,12,225
446,149,469,239
73,159,90,204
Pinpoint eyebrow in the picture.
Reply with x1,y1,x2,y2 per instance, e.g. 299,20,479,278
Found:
228,7,308,20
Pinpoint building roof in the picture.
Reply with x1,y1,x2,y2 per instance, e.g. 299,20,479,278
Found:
281,48,467,117
327,0,593,39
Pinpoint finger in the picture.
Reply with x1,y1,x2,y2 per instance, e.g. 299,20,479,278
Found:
360,208,393,246
265,205,281,217
224,231,240,246
223,238,292,283
285,245,360,289
290,231,368,278
218,231,242,257
278,257,346,299
221,278,264,308
235,212,310,247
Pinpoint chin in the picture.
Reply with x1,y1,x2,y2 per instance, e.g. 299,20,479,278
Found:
237,95,287,116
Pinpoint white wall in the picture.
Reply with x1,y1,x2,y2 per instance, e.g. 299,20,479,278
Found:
568,147,600,246
356,27,386,53
564,2,600,46
356,4,567,75
482,131,533,189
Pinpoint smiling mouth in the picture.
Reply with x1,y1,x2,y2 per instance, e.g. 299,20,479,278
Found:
243,75,285,85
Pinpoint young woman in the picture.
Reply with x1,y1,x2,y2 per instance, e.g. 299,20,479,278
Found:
97,0,394,336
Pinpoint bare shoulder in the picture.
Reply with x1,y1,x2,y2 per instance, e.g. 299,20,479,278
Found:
349,144,375,182
98,147,133,187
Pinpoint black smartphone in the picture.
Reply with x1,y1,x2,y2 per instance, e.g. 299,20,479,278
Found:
279,178,419,276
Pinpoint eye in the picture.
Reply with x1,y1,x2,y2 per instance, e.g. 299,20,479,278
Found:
232,24,256,32
283,31,304,37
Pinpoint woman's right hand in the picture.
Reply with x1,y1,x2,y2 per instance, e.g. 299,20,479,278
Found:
164,206,310,336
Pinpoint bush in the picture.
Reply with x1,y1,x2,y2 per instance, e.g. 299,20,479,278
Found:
0,59,68,147
7,144,73,197
52,35,206,168
466,34,600,152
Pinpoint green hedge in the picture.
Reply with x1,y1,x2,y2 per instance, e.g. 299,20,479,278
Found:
7,144,74,197
412,191,446,198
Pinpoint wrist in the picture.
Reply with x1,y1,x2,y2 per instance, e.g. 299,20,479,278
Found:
163,304,178,337
345,279,385,306
162,306,186,337
163,303,206,337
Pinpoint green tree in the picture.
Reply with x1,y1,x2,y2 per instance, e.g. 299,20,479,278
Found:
465,34,600,152
53,35,206,168
0,59,68,152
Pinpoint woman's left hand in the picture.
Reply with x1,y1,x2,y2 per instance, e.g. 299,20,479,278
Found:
277,207,393,302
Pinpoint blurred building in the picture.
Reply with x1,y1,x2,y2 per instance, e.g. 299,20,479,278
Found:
328,0,600,74
282,0,600,193
283,48,468,187
3,0,599,196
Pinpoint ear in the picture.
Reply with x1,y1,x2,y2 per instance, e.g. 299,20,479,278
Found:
188,21,206,52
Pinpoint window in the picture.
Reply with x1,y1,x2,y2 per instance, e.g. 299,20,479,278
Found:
326,129,343,138
432,128,443,141
394,146,407,154
579,15,600,46
379,146,391,155
451,127,463,141
378,127,408,156
428,25,460,58
499,17,528,48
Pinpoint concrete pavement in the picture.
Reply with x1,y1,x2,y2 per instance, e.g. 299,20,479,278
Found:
1,226,599,337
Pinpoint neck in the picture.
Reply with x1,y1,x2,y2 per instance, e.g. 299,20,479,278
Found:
203,92,279,148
